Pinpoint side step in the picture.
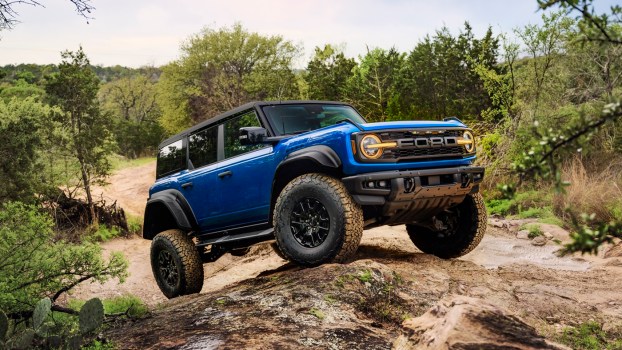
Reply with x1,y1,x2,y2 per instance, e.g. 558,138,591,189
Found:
195,228,274,247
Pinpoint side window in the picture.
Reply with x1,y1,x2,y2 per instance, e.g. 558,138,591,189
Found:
156,139,185,178
189,125,218,168
224,110,263,159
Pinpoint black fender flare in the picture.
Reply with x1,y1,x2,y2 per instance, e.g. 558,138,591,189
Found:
143,189,198,239
280,145,341,169
270,145,343,219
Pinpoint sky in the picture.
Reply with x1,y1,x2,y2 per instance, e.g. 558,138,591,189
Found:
0,0,617,68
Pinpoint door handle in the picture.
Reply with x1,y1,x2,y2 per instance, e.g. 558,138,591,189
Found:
218,170,232,178
181,182,193,189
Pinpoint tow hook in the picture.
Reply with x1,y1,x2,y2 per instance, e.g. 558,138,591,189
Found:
461,173,473,188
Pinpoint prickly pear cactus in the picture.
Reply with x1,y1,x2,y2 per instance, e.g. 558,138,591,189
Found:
79,298,104,334
66,335,83,350
13,328,35,349
33,297,51,330
0,310,8,342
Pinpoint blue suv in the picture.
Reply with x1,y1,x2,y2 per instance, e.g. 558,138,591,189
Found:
144,101,486,298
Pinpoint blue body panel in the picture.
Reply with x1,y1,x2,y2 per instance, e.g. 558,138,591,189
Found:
149,119,475,235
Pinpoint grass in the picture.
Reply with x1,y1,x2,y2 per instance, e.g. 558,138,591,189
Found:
308,307,325,320
86,225,121,242
519,223,544,238
554,158,622,227
557,321,622,350
358,270,373,283
68,295,148,319
125,214,143,236
109,155,155,172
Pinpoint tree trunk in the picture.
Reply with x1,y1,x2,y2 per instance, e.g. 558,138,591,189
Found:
78,157,97,226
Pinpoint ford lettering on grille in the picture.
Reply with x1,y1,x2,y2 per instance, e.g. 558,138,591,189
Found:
397,136,458,148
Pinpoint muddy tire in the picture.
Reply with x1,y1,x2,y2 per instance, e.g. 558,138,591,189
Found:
406,193,487,259
273,173,363,266
151,229,204,298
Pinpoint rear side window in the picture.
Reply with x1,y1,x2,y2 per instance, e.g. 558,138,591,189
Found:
189,125,218,168
156,139,185,178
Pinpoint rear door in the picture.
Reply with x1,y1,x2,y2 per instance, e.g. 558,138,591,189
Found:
178,109,276,233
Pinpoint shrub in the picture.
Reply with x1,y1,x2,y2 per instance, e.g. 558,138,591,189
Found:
555,158,622,227
0,202,128,316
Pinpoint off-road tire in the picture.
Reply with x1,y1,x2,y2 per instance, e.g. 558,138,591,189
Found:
151,229,204,298
406,193,486,259
273,173,363,266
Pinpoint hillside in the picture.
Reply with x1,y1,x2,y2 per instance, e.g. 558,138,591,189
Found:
76,161,622,349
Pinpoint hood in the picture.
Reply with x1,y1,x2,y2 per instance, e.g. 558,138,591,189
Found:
360,120,466,131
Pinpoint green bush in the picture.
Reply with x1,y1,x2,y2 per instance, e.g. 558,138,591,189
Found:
0,202,127,316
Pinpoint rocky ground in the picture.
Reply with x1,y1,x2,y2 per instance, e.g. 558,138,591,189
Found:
80,161,622,349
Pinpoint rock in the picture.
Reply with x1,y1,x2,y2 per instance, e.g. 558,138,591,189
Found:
532,236,548,246
605,242,622,258
517,230,530,240
538,224,572,243
395,295,569,350
488,218,506,228
604,258,622,267
543,232,554,240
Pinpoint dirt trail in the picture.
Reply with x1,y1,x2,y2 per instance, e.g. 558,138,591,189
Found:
91,161,155,217
78,161,622,348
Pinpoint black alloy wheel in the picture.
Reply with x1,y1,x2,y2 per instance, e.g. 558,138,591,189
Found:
157,250,180,289
290,198,331,248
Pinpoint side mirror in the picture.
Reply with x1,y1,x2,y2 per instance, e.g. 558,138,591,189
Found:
239,127,268,145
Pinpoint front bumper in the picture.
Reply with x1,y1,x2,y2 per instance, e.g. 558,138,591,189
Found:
342,166,485,226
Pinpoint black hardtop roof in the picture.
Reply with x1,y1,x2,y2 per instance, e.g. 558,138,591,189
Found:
158,100,351,148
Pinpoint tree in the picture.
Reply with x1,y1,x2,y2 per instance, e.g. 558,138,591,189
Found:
0,0,94,30
515,11,573,116
158,23,300,134
398,23,500,121
305,44,356,101
99,74,165,158
345,47,404,122
505,0,622,255
0,97,50,203
45,47,114,225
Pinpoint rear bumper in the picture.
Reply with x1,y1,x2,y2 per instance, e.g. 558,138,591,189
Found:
342,166,484,225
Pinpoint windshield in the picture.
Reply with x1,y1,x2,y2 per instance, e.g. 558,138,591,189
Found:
261,104,366,136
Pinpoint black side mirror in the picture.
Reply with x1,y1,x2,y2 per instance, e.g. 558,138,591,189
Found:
239,127,268,145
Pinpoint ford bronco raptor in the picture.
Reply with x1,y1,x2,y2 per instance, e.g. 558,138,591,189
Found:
145,101,486,298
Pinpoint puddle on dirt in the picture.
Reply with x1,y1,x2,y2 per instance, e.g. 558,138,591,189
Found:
463,235,591,271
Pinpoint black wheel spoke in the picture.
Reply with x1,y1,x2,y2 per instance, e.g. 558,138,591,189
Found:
290,197,331,248
157,250,179,288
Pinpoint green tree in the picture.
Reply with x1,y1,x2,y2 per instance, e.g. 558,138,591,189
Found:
515,11,573,116
398,23,500,121
0,202,127,316
157,23,300,134
345,47,404,122
99,75,165,158
305,44,356,101
0,97,51,203
45,47,114,225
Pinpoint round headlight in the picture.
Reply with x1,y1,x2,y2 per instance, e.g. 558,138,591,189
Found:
360,134,383,159
462,131,475,153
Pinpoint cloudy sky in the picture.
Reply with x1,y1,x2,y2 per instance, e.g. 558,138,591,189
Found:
0,0,617,68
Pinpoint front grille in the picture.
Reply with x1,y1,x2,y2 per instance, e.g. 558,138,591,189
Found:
373,128,471,162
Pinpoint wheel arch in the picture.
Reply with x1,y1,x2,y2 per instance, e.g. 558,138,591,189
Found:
143,189,198,240
270,145,343,224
